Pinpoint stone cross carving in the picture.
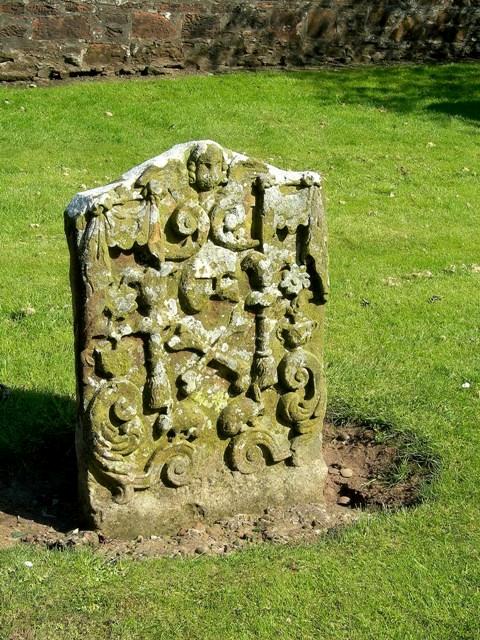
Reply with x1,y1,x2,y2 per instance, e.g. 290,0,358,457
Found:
65,141,328,537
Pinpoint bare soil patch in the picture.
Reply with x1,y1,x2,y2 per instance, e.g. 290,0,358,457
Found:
0,422,433,558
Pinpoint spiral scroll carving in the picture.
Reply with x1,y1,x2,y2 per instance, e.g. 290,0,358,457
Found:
163,443,195,487
277,348,323,433
229,429,291,474
88,379,145,503
146,442,195,488
165,203,210,260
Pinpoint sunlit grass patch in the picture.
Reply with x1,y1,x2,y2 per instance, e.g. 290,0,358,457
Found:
0,63,479,640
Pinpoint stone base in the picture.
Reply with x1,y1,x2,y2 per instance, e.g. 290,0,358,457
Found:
82,459,328,538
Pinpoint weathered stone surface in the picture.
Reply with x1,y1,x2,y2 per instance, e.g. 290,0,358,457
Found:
32,15,91,40
83,43,127,67
0,2,25,15
131,11,181,40
92,8,131,44
65,141,329,537
0,1,478,83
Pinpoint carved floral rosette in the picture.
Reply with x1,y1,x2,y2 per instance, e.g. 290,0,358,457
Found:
65,141,328,520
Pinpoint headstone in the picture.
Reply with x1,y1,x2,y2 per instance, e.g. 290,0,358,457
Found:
65,141,328,537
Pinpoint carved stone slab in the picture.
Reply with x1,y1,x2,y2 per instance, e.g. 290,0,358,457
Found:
65,141,329,537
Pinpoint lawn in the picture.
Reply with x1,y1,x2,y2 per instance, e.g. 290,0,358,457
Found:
0,63,479,639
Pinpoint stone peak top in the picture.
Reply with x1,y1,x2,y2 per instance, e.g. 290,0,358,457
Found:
65,140,321,219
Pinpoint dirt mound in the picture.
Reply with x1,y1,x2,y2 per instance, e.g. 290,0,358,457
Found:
0,422,435,558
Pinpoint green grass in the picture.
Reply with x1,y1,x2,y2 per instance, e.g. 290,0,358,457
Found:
0,63,479,639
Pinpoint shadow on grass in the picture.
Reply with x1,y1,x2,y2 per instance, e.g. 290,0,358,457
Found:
297,63,480,117
425,100,480,124
0,389,440,539
0,388,78,532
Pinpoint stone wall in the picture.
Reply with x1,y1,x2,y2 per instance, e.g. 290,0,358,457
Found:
0,1,478,82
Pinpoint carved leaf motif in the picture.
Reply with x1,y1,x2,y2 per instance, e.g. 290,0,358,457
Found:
79,214,111,291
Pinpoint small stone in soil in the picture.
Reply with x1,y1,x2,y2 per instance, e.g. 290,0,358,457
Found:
81,531,99,544
337,496,351,506
340,467,353,478
205,525,222,537
238,529,252,540
328,466,339,475
195,545,209,554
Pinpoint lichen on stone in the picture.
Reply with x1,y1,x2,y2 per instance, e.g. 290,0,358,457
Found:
65,140,329,537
